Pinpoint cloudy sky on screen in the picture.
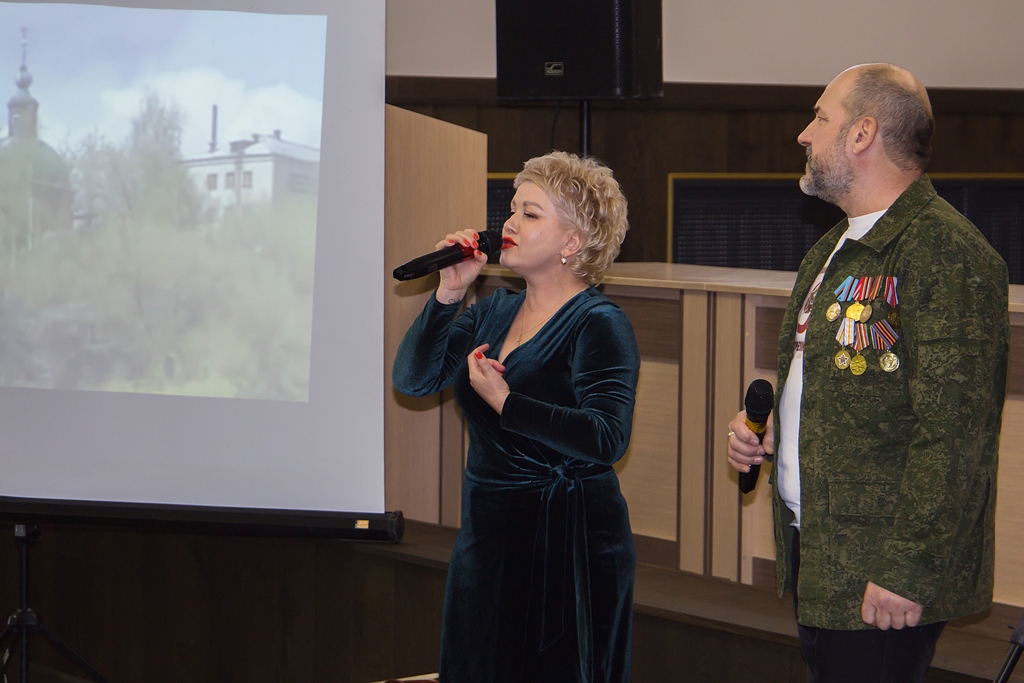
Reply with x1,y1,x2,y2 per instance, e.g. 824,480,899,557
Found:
0,2,326,159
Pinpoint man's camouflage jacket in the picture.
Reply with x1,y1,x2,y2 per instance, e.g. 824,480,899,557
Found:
771,174,1010,630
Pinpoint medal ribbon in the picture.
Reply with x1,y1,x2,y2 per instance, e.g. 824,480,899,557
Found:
870,325,884,350
854,322,869,351
868,276,884,301
851,277,866,301
834,276,854,302
884,277,900,306
873,319,899,348
835,318,856,346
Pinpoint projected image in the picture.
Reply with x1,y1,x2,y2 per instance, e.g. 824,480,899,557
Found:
0,3,325,401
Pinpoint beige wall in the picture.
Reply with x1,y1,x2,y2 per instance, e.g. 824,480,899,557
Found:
386,0,1024,88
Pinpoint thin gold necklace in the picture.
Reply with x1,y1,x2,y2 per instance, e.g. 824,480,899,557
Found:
515,314,550,346
513,286,586,346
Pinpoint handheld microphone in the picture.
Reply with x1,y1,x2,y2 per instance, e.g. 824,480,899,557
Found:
392,229,502,281
738,378,774,494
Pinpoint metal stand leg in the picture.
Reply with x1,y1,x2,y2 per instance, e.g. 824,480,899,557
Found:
1,525,116,683
35,625,112,683
0,623,14,648
992,610,1024,683
578,100,591,158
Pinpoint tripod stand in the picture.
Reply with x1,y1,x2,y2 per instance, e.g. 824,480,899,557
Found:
993,608,1024,683
0,524,114,683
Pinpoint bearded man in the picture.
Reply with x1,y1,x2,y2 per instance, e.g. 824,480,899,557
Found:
727,64,1010,683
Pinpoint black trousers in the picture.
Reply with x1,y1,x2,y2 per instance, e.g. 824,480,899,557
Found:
791,530,946,683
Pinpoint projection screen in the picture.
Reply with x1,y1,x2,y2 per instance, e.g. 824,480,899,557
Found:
0,0,385,515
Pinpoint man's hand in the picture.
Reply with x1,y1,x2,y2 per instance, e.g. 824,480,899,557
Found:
726,410,774,473
861,580,923,630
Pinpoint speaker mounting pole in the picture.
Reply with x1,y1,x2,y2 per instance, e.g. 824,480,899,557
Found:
579,100,591,158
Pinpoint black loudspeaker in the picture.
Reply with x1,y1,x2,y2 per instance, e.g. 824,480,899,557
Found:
496,0,663,101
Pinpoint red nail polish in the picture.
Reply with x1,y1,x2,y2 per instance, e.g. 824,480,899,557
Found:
475,351,483,359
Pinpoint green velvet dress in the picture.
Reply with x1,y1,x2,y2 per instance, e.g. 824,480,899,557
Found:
392,287,640,683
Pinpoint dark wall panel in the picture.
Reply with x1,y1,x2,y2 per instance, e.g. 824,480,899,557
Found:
631,613,806,683
386,77,1024,264
0,525,445,683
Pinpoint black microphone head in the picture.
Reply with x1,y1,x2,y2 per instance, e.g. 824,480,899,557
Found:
744,379,774,423
476,228,503,260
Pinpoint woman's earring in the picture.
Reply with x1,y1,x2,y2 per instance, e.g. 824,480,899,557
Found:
561,256,567,265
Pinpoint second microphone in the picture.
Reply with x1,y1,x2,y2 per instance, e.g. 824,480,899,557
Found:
738,378,774,494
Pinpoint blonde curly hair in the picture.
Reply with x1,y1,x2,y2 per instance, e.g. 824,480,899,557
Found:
514,151,628,285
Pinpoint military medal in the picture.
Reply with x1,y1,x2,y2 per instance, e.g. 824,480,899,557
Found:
833,275,900,376
848,314,871,375
870,317,901,373
880,351,900,372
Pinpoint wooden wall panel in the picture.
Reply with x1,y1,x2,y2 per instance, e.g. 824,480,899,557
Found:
387,77,1024,265
741,295,789,585
609,293,682,361
0,525,449,683
1009,324,1024,396
631,613,806,683
679,291,709,574
1,522,1013,683
439,387,465,527
755,306,786,371
384,105,487,523
615,360,680,542
711,292,744,581
935,114,1024,172
606,287,683,550
595,108,731,262
994,396,1024,607
994,314,1024,608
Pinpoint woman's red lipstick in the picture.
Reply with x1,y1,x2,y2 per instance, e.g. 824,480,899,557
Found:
501,237,516,250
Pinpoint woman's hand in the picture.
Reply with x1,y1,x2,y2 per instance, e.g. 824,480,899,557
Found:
467,344,509,414
435,230,489,304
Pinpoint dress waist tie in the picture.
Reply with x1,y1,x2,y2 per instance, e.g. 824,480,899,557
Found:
537,464,606,683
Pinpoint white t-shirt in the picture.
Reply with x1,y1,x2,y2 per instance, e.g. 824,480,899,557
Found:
777,208,887,527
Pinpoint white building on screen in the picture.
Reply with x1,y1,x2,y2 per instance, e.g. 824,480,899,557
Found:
182,108,319,223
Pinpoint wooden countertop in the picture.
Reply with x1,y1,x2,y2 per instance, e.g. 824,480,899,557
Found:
481,263,1024,313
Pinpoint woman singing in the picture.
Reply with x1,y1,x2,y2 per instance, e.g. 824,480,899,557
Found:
392,152,639,683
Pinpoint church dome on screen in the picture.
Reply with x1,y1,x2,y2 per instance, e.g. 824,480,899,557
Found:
0,30,73,255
